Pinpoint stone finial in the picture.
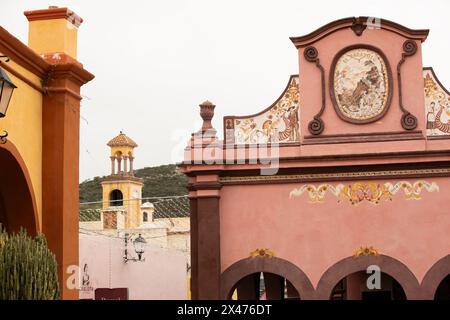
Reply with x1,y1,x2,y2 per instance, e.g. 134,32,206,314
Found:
199,100,217,135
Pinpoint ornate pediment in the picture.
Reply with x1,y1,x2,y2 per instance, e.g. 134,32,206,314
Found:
291,17,427,142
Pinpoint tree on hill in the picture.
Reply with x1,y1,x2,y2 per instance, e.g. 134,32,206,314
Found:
79,164,188,203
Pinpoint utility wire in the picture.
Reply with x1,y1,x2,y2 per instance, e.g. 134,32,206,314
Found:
79,195,190,253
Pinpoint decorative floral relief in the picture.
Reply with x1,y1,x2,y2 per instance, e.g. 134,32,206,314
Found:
333,48,390,122
225,76,299,144
249,248,275,258
289,181,439,205
353,246,379,257
424,69,450,136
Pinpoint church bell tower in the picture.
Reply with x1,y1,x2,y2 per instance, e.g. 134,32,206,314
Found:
101,132,144,229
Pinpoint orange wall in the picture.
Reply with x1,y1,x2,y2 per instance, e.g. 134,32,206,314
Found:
0,53,43,231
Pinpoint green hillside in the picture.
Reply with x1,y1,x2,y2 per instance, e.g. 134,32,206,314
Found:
79,164,188,203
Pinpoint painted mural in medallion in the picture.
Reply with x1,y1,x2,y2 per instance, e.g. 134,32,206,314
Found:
424,68,450,136
332,48,390,122
224,75,300,144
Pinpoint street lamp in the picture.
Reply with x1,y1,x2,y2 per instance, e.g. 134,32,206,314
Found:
133,234,146,261
0,59,17,144
123,233,147,263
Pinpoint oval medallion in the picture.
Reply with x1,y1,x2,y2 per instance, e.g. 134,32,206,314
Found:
330,45,392,124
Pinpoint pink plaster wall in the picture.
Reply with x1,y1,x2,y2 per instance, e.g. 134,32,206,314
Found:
219,177,450,288
79,234,187,300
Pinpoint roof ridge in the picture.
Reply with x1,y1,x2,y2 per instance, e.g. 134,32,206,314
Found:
107,131,138,148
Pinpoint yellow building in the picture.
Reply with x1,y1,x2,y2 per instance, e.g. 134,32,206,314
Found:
0,7,93,299
101,132,144,229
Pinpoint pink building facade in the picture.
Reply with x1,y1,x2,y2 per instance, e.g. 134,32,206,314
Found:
179,17,450,300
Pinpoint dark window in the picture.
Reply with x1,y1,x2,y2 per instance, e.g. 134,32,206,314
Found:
143,212,148,222
362,291,392,300
435,274,450,300
109,189,123,207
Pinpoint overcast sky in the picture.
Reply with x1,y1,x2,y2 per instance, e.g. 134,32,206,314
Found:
1,0,450,181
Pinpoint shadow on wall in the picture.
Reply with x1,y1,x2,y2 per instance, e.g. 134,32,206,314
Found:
0,141,38,235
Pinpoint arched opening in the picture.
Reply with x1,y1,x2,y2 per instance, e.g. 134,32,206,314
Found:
0,142,38,235
109,189,123,207
316,255,421,300
220,256,315,300
434,275,450,300
143,211,148,222
421,255,450,300
112,151,122,176
230,272,300,300
330,271,406,300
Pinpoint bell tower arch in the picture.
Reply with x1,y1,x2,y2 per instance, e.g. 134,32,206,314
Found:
101,132,143,229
